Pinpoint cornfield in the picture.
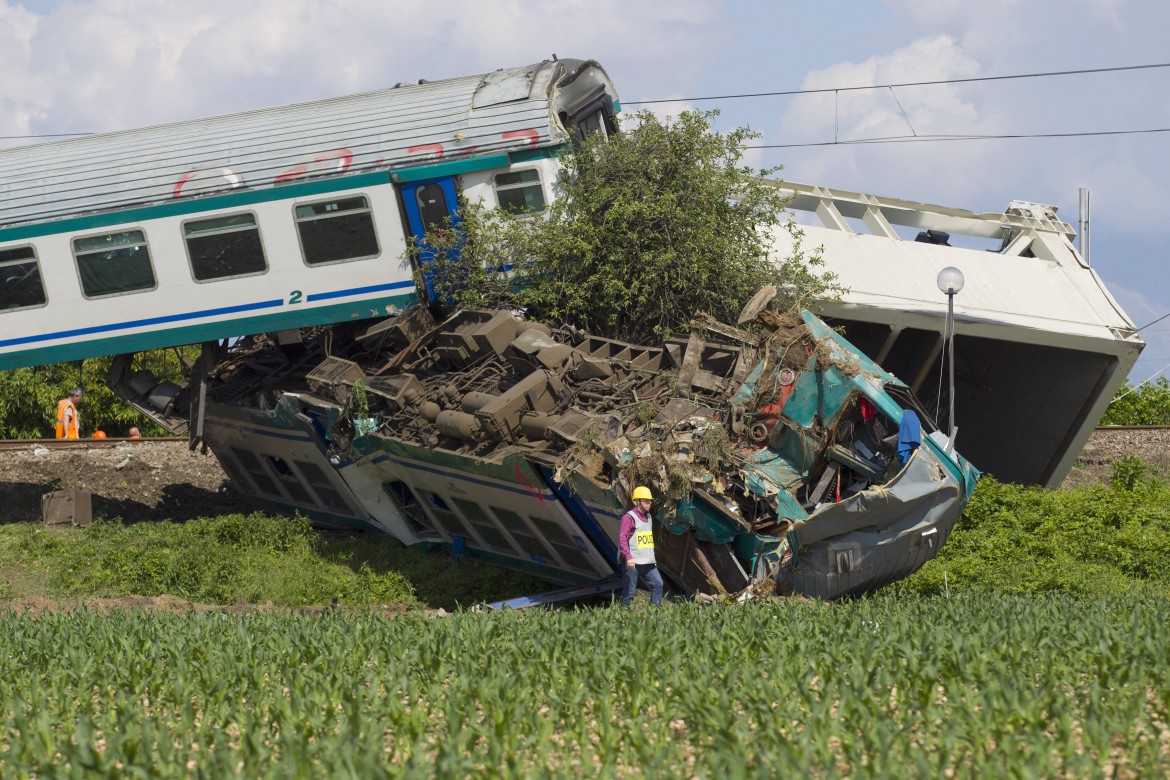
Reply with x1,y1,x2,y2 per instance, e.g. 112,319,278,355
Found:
1,594,1167,777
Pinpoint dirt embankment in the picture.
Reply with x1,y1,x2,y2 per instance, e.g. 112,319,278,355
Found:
0,440,245,524
1059,428,1170,489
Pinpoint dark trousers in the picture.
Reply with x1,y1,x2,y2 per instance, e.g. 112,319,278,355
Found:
621,563,664,606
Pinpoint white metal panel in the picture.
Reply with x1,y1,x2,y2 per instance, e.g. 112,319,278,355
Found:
769,220,1139,350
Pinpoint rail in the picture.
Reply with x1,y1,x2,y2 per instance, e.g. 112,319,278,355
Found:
1,426,1164,452
0,437,184,451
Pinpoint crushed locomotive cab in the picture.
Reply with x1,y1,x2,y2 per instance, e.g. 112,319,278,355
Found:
193,292,979,600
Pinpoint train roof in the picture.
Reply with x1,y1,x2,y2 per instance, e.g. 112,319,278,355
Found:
0,58,618,229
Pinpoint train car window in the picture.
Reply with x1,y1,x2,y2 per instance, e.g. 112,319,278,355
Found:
421,491,476,541
528,515,594,571
578,109,609,140
0,246,47,311
266,455,317,507
73,230,156,298
494,170,546,214
294,195,379,265
492,507,556,562
414,184,449,230
381,480,440,537
452,497,517,553
215,450,257,494
295,460,355,515
230,447,281,498
182,213,267,282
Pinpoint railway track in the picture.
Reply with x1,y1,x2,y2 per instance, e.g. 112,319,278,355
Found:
0,437,184,451
2,426,1165,452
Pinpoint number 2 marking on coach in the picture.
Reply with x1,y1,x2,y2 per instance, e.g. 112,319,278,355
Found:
289,290,302,304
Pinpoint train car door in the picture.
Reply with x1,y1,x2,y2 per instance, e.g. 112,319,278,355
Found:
400,177,461,304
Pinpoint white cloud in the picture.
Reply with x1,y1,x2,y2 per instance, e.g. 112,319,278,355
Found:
775,35,997,203
774,5,1170,222
0,3,49,140
0,0,726,139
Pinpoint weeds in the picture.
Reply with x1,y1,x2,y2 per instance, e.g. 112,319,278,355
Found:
0,513,545,609
0,594,1166,776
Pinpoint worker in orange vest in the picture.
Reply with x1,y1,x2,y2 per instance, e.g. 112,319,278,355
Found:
55,387,83,439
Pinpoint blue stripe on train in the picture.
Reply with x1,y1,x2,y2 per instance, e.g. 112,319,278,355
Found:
0,281,415,349
306,281,411,302
538,465,620,566
0,299,282,348
0,291,418,371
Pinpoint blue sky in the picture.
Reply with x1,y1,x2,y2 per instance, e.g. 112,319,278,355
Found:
2,0,1167,381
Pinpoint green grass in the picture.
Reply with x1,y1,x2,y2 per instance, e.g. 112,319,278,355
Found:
1,594,1166,777
5,457,1170,611
893,463,1170,598
0,512,547,610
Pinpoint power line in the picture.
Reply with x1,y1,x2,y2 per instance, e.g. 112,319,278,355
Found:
1137,311,1170,331
747,127,1170,149
627,61,1170,106
11,62,1170,141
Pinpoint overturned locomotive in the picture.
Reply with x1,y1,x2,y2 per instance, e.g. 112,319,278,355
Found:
180,290,978,601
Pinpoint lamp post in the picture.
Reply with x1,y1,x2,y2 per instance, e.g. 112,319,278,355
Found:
936,267,965,446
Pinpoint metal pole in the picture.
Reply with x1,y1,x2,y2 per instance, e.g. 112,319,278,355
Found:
947,290,956,441
1078,187,1090,265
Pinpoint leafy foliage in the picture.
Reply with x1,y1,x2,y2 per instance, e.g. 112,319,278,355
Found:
0,513,544,609
1099,376,1170,425
0,348,196,438
409,194,526,312
411,109,841,343
894,469,1170,597
0,595,1167,776
350,378,369,420
1111,455,1149,491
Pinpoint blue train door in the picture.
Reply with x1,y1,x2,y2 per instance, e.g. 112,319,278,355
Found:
400,177,461,304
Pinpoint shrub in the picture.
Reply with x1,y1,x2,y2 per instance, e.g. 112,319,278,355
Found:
1099,377,1170,425
894,468,1170,597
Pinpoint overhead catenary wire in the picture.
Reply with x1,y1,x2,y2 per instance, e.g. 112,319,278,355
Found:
1108,360,1170,405
1136,311,1170,332
626,62,1170,106
10,62,1170,141
626,62,1170,149
746,127,1170,149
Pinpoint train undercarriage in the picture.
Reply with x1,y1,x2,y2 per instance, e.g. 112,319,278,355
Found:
107,292,978,601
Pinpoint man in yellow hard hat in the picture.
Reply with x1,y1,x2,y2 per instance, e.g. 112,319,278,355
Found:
618,485,664,606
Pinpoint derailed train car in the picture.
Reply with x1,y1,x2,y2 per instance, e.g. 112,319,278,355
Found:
0,52,986,599
194,292,978,600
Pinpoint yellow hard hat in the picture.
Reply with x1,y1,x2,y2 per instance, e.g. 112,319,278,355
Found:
631,486,654,501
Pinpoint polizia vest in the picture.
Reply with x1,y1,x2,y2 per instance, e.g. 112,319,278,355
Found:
626,509,655,565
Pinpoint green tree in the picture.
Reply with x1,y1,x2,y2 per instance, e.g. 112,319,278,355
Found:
0,348,196,438
412,109,840,343
1099,377,1170,426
